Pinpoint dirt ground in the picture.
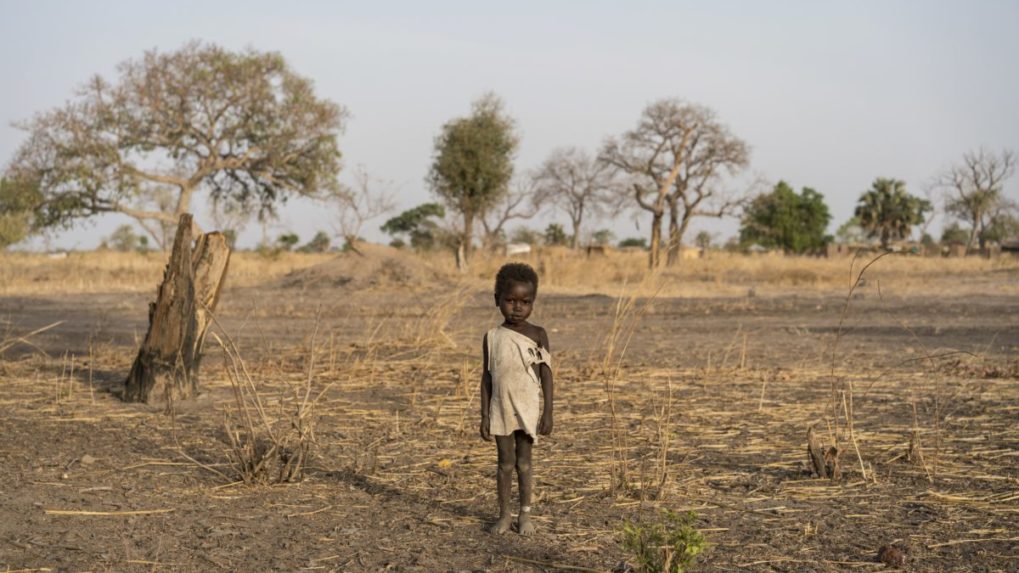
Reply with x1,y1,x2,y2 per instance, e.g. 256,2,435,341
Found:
1,257,1017,572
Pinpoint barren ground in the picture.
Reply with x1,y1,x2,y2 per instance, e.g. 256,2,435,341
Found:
1,255,1017,572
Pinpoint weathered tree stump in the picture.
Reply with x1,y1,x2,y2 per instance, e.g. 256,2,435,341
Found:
124,214,231,405
807,426,841,480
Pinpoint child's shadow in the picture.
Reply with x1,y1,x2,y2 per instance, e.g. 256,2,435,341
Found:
323,468,488,527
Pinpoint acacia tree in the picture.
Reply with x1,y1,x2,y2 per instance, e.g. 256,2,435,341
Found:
381,203,447,250
855,178,932,249
533,147,618,249
739,181,831,253
428,93,518,269
936,148,1016,252
601,99,748,268
5,42,346,244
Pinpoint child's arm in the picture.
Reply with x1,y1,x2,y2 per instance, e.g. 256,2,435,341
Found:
538,328,554,436
480,333,493,441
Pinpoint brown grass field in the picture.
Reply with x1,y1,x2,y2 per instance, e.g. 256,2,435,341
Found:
1,247,1017,572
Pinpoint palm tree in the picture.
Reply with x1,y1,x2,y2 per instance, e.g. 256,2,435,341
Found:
854,178,931,249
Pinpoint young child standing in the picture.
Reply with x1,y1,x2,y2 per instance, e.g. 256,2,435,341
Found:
480,263,554,536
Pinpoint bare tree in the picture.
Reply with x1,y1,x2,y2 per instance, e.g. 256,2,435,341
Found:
936,148,1016,252
533,147,618,249
600,99,748,267
662,110,750,265
325,166,396,254
480,175,542,250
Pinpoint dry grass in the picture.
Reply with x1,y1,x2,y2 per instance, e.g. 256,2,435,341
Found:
1,245,1017,570
432,248,1019,297
2,247,1017,298
0,250,333,295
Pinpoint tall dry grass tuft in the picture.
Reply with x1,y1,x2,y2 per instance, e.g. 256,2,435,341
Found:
212,321,332,484
408,284,473,350
593,274,665,494
821,251,894,482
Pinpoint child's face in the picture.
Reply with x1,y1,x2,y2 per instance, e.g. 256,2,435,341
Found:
496,279,535,326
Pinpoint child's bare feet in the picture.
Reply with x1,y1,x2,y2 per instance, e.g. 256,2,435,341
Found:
517,513,536,536
488,514,513,534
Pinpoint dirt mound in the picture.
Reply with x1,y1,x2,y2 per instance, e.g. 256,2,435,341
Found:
276,243,450,290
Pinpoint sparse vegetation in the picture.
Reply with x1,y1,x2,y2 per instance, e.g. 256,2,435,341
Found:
620,510,706,573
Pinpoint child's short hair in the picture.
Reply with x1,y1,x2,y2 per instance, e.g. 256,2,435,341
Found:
495,262,539,298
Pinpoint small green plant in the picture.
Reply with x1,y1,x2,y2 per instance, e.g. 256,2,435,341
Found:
620,510,706,573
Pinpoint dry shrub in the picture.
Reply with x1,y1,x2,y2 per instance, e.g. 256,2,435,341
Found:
214,330,325,484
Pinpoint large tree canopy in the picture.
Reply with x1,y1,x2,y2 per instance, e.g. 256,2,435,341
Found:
427,93,518,266
6,42,346,247
739,181,831,253
854,178,931,249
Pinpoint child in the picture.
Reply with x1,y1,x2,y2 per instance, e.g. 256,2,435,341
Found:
480,262,554,536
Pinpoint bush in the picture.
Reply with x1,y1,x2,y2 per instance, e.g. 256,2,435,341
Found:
620,510,706,573
619,237,648,249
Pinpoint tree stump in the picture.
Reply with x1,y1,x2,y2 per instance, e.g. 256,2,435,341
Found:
124,214,231,405
807,426,841,480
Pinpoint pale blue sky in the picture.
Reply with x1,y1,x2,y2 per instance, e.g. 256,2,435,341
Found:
2,1,1017,249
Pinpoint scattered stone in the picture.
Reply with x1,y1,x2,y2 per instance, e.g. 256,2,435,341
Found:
80,454,97,465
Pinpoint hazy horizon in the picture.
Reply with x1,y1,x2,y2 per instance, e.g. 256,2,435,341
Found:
3,1,1017,250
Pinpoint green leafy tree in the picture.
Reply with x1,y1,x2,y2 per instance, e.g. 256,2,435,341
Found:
694,230,713,251
509,226,543,246
739,181,832,253
940,222,970,245
619,237,648,249
277,233,300,252
380,203,446,251
543,223,568,246
834,215,868,245
298,231,331,253
428,93,518,267
101,224,144,252
982,211,1019,244
854,178,932,249
0,177,40,249
6,42,346,244
592,228,616,246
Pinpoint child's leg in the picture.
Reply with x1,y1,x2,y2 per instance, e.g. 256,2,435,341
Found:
514,430,536,535
489,434,516,534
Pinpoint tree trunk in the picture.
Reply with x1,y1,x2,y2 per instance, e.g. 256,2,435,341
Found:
666,203,681,266
649,212,663,269
124,214,231,406
570,214,582,250
455,241,468,273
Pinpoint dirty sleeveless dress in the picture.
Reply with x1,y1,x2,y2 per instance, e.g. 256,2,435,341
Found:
486,326,551,440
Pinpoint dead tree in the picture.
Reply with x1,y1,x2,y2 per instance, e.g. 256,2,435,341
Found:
124,214,230,405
